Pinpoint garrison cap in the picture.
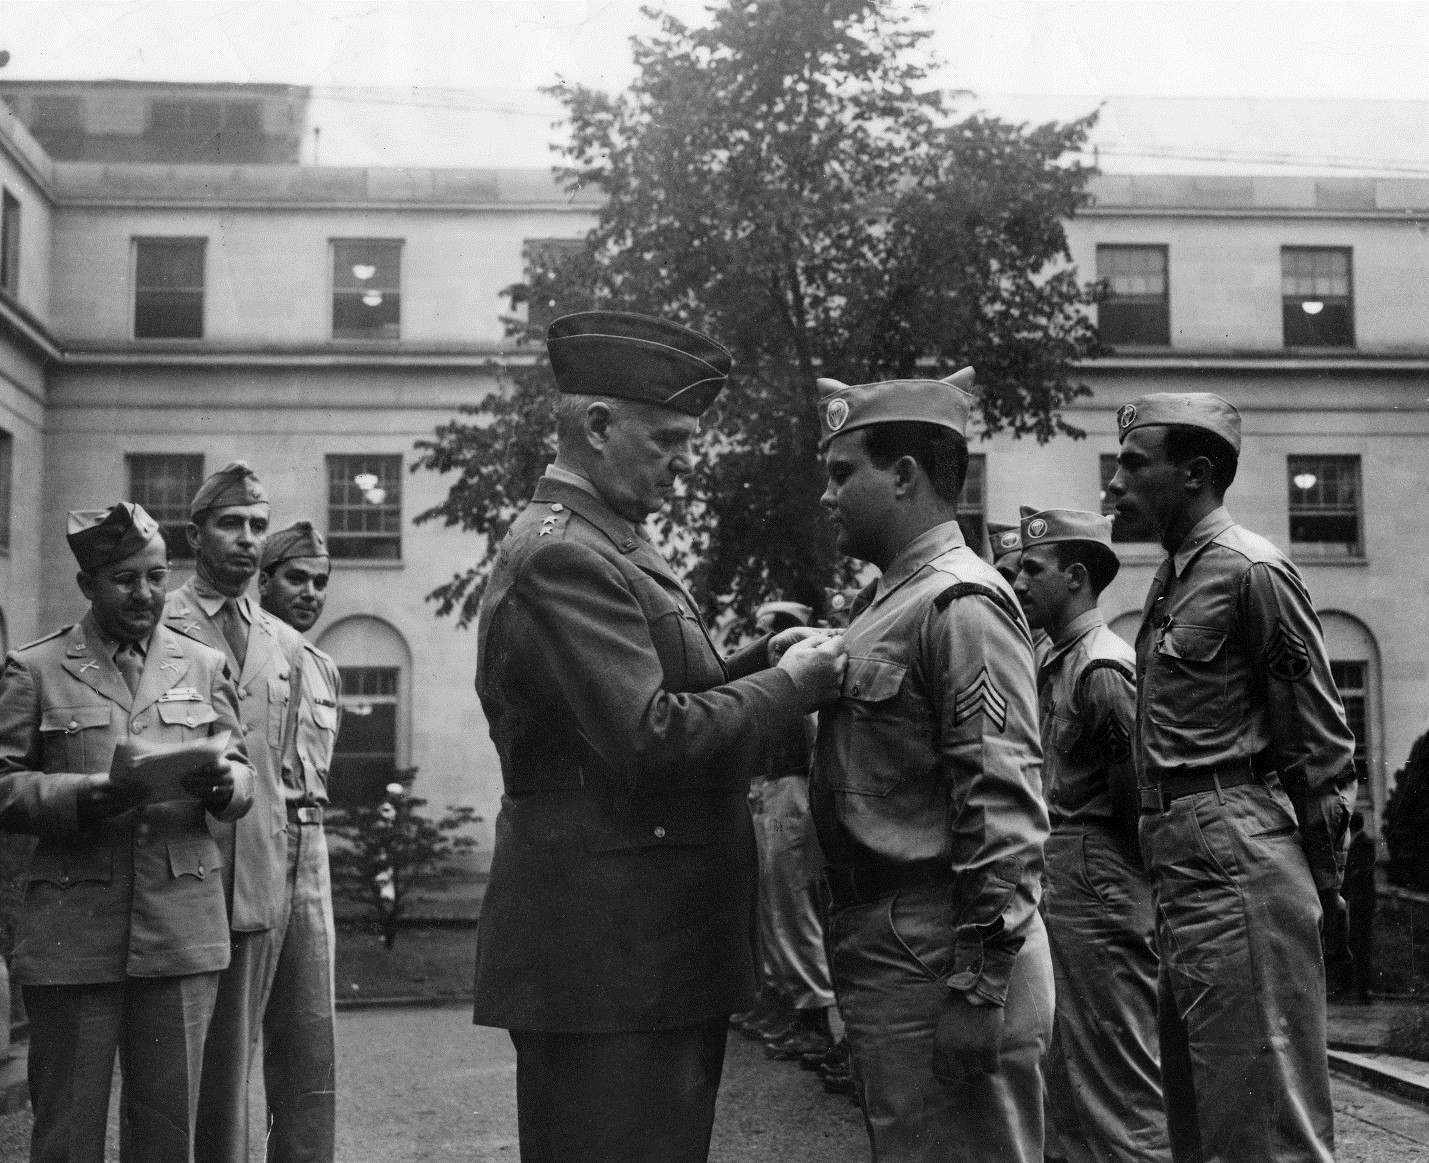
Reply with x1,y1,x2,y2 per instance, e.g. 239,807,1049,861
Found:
1020,507,1121,586
817,367,975,449
755,600,813,628
190,460,269,517
1115,392,1241,454
67,502,163,572
546,311,733,417
260,521,328,570
986,520,1023,564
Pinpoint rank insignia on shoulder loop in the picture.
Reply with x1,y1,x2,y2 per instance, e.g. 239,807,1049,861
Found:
159,687,202,703
954,667,1008,732
1265,619,1311,682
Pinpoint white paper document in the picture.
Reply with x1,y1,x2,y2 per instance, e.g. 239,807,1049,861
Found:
108,731,230,804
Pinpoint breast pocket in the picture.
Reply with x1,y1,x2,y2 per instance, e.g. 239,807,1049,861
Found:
299,703,339,779
829,656,914,797
631,576,716,689
1148,624,1229,729
267,675,291,746
39,705,112,772
157,701,219,739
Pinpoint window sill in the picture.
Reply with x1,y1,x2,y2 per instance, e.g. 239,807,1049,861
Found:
331,558,405,570
1290,555,1368,567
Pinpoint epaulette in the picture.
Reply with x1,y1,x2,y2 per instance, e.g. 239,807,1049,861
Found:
1077,657,1136,688
531,500,574,542
932,581,1022,626
15,625,74,652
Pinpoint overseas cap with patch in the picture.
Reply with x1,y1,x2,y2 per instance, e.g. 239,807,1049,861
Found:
986,520,1023,564
1116,392,1241,454
260,521,329,570
67,502,164,572
1020,507,1121,585
816,367,975,449
190,460,269,517
546,310,733,417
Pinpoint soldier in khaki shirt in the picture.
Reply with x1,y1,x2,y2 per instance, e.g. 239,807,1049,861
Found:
807,372,1052,1162
988,519,1051,669
1013,509,1169,1163
1106,393,1357,1163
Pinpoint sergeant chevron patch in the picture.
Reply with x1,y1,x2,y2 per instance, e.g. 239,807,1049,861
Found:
1265,619,1311,682
1099,712,1131,763
954,668,1007,732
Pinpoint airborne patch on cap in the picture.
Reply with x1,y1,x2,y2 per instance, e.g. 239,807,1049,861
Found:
1265,619,1311,682
1026,518,1048,540
826,398,849,431
998,531,1020,550
1118,403,1137,429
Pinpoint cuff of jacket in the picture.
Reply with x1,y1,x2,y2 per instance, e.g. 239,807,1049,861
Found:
38,772,91,839
943,923,1025,1007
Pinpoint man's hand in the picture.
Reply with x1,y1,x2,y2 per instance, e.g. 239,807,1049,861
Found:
75,774,148,827
1320,889,1355,994
777,634,847,707
767,626,828,667
182,757,236,814
932,994,1004,1086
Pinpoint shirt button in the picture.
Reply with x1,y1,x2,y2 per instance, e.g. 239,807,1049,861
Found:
653,826,666,839
237,689,247,700
851,684,861,696
550,503,564,512
132,721,145,732
60,874,70,884
67,719,78,731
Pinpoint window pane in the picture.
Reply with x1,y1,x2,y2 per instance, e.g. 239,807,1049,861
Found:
223,102,261,135
134,240,205,339
1288,455,1362,557
332,666,399,806
1282,300,1353,347
1097,246,1170,346
136,241,205,290
1281,248,1353,347
1330,661,1369,784
0,429,12,552
1100,453,1154,542
332,241,402,339
327,454,402,559
127,454,204,560
1,190,19,295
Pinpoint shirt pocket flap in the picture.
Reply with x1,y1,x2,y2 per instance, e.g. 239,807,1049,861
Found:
268,675,291,702
40,705,111,734
1157,625,1227,663
29,845,113,887
583,815,717,852
843,657,906,703
167,839,219,881
1050,714,1082,752
156,702,219,729
313,704,339,730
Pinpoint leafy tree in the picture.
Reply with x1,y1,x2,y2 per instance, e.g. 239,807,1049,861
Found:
414,0,1103,627
326,769,481,949
1385,732,1429,891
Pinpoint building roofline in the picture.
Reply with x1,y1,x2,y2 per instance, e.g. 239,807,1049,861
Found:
0,79,310,95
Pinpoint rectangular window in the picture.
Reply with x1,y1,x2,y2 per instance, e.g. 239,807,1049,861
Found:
0,428,12,553
1,190,19,295
127,454,204,560
1282,247,1353,347
332,240,401,340
956,454,986,553
332,666,399,806
327,454,402,560
1330,661,1370,789
1288,455,1362,558
1100,453,1154,542
134,238,205,339
1097,245,1169,346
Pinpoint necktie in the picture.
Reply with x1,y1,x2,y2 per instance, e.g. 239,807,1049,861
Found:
114,642,144,697
220,599,249,672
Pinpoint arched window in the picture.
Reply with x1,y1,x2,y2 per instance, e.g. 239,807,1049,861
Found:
316,616,412,807
1319,611,1384,827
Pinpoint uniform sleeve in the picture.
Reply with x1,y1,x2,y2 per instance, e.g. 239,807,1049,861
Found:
929,594,1048,1006
0,655,91,838
1240,560,1357,891
207,658,255,823
499,540,811,795
1077,663,1141,854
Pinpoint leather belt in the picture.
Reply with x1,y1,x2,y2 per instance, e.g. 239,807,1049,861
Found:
825,861,954,911
1140,755,1276,815
287,804,324,825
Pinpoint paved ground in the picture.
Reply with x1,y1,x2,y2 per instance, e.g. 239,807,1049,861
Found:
2,1002,1428,1160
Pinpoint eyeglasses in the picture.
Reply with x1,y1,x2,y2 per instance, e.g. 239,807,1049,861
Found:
106,568,172,593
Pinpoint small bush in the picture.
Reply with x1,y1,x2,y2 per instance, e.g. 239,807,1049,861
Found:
1383,1009,1429,1062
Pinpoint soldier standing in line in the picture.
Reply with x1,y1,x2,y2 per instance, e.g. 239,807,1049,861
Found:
0,503,252,1163
808,371,1053,1162
163,462,308,1163
989,519,1051,669
256,521,343,1161
1343,811,1377,1004
1106,392,1357,1163
1013,508,1169,1163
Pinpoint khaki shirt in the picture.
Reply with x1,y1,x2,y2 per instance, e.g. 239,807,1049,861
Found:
281,641,342,806
1037,609,1139,849
812,521,1047,1005
1134,507,1356,800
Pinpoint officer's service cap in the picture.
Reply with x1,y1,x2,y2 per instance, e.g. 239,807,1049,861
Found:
1019,507,1120,585
986,520,1022,564
816,368,975,449
756,600,813,628
261,521,329,570
1115,392,1241,454
190,461,269,517
67,502,163,572
546,311,733,417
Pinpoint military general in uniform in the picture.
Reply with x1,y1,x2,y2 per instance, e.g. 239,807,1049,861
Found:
809,372,1054,1162
1105,392,1357,1163
472,310,847,1163
256,521,344,1163
1013,508,1169,1163
164,462,308,1163
0,503,253,1163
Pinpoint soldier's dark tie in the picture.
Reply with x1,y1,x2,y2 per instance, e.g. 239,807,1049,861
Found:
114,642,144,697
220,599,249,671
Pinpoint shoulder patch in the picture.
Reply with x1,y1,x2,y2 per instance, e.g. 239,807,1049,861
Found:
15,625,74,652
933,582,1021,628
954,667,1008,732
1265,618,1311,682
1077,657,1136,687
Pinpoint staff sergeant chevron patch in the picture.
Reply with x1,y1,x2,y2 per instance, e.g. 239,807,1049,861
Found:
1265,619,1311,682
954,668,1008,732
1098,712,1132,763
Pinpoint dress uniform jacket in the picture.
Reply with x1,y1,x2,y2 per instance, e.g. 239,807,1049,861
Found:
0,616,253,984
472,475,810,1034
165,579,305,931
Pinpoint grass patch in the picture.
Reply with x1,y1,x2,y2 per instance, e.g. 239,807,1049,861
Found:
334,923,477,1001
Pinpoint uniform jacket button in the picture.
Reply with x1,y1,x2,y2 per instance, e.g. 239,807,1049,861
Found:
132,721,145,732
550,503,564,512
237,689,248,700
851,684,861,696
67,719,78,731
653,826,666,839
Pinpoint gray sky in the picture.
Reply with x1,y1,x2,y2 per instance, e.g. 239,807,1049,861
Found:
1,1,1426,170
